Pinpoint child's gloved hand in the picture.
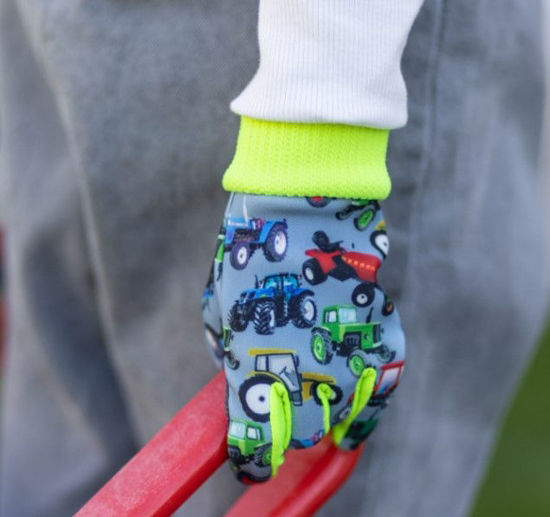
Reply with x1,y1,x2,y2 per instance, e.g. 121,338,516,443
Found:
201,118,405,483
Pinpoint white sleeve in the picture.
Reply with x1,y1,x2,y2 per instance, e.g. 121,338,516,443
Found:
231,0,424,129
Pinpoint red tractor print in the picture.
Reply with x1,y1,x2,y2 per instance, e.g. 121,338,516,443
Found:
368,360,405,407
302,231,381,307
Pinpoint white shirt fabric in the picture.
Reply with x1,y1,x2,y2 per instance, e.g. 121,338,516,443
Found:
231,0,424,129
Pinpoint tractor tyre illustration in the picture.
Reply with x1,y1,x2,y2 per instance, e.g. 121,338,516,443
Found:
229,305,248,332
239,375,276,423
333,404,352,425
289,292,317,328
302,258,327,285
253,301,276,335
203,325,224,361
306,196,331,208
376,344,394,363
253,444,273,467
311,328,333,365
226,353,240,370
311,382,343,406
353,204,378,231
263,223,288,262
351,283,376,307
334,201,380,230
227,446,246,465
230,240,251,270
347,350,376,378
370,228,389,259
381,293,395,316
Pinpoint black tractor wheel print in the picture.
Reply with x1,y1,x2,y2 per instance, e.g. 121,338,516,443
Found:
311,383,343,406
354,207,376,231
302,258,327,285
204,325,224,360
306,197,331,208
370,230,389,259
230,240,251,270
311,328,333,364
254,444,272,467
253,301,276,335
351,282,375,307
335,405,352,424
347,350,374,378
228,446,245,465
376,344,395,363
229,304,248,332
382,294,395,316
239,375,276,422
225,352,240,370
290,293,317,328
263,224,288,262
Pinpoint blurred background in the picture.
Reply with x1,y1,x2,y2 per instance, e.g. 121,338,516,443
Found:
470,5,550,514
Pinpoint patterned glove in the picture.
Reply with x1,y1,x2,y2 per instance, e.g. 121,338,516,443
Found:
201,118,406,483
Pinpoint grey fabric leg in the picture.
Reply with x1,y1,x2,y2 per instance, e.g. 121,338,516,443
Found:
321,1,549,516
0,2,137,515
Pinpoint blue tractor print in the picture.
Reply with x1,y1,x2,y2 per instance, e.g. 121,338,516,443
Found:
224,216,288,270
229,273,317,335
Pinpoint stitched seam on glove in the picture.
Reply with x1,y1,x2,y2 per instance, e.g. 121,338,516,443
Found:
222,117,391,199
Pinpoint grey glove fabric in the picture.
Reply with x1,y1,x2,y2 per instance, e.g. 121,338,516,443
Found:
202,193,406,482
0,1,548,516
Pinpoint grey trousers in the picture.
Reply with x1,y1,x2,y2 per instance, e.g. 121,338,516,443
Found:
0,1,547,516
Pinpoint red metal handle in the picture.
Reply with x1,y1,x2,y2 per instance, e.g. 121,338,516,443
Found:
227,436,363,517
76,372,228,517
77,371,363,516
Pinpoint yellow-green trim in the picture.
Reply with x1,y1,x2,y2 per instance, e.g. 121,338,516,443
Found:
222,117,391,199
316,383,333,435
269,382,292,476
332,367,377,446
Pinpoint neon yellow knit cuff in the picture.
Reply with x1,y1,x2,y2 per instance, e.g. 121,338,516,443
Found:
222,117,391,199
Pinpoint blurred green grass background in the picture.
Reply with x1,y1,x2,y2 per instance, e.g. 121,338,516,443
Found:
471,319,550,517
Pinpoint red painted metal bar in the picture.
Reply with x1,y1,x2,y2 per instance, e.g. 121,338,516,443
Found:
76,372,228,517
78,370,364,516
226,436,363,517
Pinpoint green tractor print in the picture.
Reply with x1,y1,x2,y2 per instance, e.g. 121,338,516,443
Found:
310,305,395,376
227,419,272,467
335,200,380,231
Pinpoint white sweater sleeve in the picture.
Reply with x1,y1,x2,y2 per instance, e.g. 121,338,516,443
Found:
231,0,424,129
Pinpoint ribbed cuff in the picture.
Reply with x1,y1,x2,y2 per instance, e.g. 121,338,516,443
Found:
222,117,391,199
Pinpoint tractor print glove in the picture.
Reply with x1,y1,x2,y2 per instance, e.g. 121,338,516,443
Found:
201,118,406,483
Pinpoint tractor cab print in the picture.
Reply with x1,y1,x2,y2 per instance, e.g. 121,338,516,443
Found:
224,215,288,270
229,273,317,335
227,419,272,467
239,349,342,422
310,305,395,376
302,231,381,307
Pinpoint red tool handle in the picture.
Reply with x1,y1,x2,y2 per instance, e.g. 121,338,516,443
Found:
77,371,363,516
76,372,228,517
227,436,363,517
